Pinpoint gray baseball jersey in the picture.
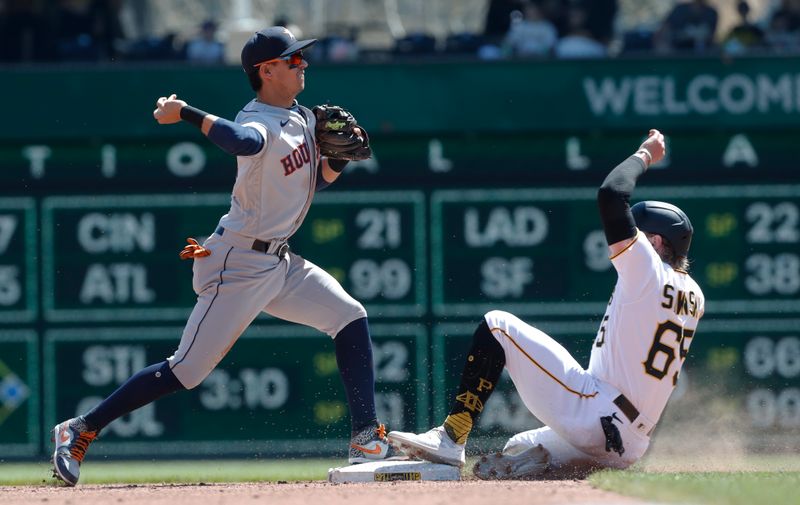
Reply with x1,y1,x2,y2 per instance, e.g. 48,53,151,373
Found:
167,99,365,389
219,99,318,240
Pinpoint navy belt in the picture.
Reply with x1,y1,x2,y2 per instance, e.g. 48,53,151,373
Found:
215,226,289,258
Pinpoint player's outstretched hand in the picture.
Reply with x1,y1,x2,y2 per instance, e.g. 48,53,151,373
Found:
153,94,188,125
636,129,666,167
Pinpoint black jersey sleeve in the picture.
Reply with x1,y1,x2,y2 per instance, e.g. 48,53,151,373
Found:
596,155,647,245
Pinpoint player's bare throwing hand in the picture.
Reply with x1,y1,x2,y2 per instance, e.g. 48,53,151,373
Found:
389,129,705,479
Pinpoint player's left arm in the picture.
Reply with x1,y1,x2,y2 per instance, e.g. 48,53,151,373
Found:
153,94,264,156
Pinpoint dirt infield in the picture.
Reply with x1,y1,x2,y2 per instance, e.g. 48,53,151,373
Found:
1,480,649,505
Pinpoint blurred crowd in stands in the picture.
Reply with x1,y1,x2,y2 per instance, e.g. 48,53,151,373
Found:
2,0,799,65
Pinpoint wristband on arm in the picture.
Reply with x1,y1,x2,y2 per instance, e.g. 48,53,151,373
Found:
179,105,207,129
327,158,349,173
634,149,652,167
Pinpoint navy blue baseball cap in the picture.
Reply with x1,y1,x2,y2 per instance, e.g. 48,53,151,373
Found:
241,26,317,72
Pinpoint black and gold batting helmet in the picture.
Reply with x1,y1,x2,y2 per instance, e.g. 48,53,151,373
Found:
631,201,693,258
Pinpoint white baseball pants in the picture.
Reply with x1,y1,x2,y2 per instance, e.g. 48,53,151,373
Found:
483,310,651,470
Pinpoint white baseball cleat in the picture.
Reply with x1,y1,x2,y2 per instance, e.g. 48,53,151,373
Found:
387,426,465,467
473,443,550,480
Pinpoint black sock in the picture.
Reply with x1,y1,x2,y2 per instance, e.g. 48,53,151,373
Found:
443,320,506,444
83,361,185,432
334,317,377,434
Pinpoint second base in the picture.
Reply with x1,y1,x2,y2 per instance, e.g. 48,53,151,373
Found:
327,460,461,483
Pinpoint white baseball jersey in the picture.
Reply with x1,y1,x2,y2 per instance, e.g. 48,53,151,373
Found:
166,99,366,389
588,230,705,426
482,229,704,471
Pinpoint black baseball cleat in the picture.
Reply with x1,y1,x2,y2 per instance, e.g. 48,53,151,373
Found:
52,417,98,486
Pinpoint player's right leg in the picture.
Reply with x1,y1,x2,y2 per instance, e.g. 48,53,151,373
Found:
52,236,286,485
51,359,185,486
388,318,506,467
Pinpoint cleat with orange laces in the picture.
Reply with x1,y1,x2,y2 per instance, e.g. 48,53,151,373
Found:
348,423,404,464
52,417,98,486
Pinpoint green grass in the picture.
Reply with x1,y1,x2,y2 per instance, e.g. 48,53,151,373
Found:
0,459,339,486
590,470,800,505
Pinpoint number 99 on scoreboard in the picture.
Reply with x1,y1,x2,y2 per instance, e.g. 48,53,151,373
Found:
291,191,427,317
39,191,427,323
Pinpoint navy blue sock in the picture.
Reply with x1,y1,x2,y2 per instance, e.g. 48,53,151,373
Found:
334,317,378,434
83,361,185,432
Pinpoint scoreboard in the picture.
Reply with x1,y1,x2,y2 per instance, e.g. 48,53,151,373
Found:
42,324,428,457
288,191,427,318
39,191,426,322
25,185,800,324
0,330,39,456
3,57,800,459
0,199,37,323
2,185,799,457
432,185,800,317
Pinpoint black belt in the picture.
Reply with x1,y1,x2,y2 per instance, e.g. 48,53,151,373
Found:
216,226,289,258
613,394,640,423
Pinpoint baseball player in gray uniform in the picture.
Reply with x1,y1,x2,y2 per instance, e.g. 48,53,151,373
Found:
389,130,705,479
52,26,397,486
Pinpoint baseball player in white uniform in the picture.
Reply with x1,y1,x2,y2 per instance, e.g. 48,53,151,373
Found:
52,27,397,486
389,130,705,479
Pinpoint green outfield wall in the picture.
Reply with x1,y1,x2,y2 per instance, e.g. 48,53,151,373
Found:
0,56,798,459
4,56,800,140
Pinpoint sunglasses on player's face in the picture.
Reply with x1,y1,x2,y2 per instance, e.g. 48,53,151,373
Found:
254,51,304,69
